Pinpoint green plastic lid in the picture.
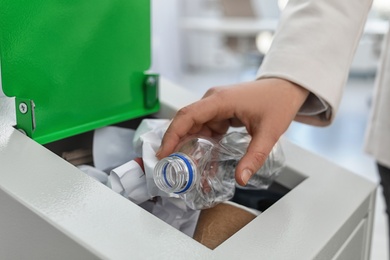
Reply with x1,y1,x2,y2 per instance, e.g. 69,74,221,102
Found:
0,0,159,144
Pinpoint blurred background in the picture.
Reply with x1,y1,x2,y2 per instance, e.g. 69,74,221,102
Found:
0,0,389,258
149,0,390,259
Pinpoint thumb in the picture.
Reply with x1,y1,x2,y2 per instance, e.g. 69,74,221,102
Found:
235,132,276,186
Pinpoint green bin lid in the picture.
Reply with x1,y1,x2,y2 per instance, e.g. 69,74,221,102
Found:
0,0,159,144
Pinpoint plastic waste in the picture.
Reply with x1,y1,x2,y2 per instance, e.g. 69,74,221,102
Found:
153,132,285,209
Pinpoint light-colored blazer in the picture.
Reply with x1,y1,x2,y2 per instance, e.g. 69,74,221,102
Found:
257,0,390,168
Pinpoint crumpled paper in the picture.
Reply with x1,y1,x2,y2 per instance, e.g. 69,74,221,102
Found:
77,165,108,185
132,119,174,198
108,159,149,205
77,119,200,237
93,126,138,173
139,197,200,237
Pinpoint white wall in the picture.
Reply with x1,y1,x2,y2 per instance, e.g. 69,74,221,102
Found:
150,0,183,82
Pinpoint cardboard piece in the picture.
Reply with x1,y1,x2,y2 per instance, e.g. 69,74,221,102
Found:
193,202,257,249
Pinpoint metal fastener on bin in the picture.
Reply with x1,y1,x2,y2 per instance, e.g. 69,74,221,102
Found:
19,103,28,114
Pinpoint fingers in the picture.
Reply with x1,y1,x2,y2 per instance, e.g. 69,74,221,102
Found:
157,96,230,159
235,130,278,186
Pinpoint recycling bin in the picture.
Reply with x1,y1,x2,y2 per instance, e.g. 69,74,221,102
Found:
0,1,376,259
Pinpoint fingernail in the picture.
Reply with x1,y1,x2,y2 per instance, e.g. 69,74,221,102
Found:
241,169,252,185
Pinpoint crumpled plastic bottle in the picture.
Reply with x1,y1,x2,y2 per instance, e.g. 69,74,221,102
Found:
153,132,285,210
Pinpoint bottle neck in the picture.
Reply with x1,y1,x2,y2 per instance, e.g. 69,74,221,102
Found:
154,153,197,194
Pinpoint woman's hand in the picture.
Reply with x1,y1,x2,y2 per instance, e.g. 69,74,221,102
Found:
156,78,309,186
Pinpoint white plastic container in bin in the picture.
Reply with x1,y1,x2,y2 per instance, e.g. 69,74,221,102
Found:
0,79,377,260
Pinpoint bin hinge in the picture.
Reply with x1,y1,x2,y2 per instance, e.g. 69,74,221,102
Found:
15,98,36,137
143,73,159,109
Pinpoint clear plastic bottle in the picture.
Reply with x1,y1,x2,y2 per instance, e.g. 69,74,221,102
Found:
153,132,285,210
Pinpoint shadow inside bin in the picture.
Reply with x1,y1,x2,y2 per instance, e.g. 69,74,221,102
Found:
232,181,290,212
192,166,308,250
44,116,148,157
192,181,293,250
43,118,304,251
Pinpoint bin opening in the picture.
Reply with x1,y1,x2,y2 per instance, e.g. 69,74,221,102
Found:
43,118,306,250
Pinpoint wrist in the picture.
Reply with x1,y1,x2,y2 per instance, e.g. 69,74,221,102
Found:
269,77,310,110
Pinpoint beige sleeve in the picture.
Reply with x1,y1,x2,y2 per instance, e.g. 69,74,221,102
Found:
257,0,373,126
